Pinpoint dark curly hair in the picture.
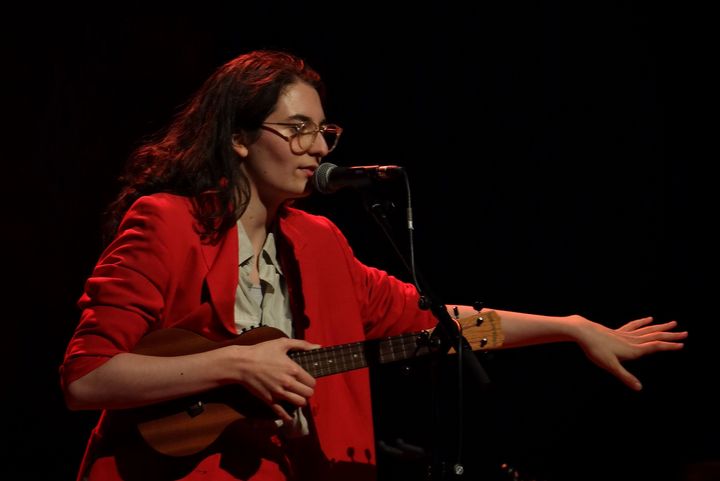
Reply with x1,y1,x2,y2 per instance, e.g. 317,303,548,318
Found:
103,50,324,244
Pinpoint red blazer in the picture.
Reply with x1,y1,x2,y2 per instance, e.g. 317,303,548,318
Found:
61,194,436,481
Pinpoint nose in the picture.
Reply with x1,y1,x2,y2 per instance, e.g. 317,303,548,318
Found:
307,131,329,158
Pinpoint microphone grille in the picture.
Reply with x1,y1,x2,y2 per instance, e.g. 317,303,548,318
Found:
311,162,337,194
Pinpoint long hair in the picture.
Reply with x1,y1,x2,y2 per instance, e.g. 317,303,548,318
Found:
102,50,324,244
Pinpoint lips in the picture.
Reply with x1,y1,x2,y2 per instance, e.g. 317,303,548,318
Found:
298,165,317,177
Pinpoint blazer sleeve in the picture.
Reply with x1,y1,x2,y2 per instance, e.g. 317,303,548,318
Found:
59,195,194,390
323,218,437,339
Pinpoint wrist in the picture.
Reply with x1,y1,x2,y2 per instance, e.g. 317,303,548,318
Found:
561,314,590,342
209,345,248,385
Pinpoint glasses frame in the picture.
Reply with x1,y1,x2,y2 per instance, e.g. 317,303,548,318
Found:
260,121,343,154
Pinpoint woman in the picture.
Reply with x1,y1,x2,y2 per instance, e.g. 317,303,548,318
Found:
60,50,686,481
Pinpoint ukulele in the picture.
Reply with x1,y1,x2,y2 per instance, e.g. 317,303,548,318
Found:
102,310,503,457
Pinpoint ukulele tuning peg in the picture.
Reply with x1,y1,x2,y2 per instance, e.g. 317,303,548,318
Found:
473,300,484,312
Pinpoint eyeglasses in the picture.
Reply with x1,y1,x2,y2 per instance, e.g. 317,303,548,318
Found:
260,120,343,155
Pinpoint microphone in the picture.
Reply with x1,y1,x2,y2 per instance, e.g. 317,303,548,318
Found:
311,163,404,194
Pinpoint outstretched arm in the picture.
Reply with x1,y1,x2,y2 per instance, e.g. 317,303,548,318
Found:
451,306,687,391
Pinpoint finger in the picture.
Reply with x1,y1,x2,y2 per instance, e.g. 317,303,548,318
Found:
641,340,685,354
274,387,311,408
627,320,675,334
245,385,292,421
653,330,688,341
618,339,685,361
270,403,294,423
282,360,316,388
283,338,322,351
245,384,274,406
292,367,316,388
243,378,307,419
627,320,681,336
617,316,654,332
633,331,688,345
279,376,315,398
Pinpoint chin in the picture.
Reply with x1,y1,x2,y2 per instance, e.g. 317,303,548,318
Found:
280,184,311,202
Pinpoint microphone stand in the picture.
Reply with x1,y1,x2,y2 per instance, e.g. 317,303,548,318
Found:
360,188,491,480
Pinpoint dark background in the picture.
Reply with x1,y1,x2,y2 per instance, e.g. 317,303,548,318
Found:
3,3,716,481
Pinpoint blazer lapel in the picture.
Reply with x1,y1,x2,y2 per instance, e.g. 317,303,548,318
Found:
201,226,239,336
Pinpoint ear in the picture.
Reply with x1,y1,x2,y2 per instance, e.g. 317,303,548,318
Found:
231,134,249,158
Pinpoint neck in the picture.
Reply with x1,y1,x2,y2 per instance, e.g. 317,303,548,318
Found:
240,194,280,254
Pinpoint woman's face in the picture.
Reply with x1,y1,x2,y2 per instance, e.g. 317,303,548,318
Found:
237,81,330,206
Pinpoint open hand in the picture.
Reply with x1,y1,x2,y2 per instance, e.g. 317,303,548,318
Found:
574,316,687,391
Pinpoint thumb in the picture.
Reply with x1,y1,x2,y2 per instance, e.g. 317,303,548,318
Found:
613,364,643,391
284,338,322,351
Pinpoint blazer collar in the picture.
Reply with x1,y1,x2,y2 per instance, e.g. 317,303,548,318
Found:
199,209,309,337
201,227,239,336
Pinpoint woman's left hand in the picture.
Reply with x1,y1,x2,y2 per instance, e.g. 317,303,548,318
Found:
574,316,687,390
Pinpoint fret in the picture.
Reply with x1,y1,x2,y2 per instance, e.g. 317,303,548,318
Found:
290,331,429,378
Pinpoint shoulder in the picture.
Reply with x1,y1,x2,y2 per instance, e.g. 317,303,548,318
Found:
114,193,199,246
121,193,195,227
281,206,341,234
280,206,351,246
279,206,355,259
124,193,194,219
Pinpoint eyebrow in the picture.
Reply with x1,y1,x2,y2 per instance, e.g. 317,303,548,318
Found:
286,114,328,125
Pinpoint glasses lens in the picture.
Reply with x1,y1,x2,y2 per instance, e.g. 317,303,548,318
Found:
292,122,341,153
322,126,342,152
295,123,316,153
321,129,338,152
